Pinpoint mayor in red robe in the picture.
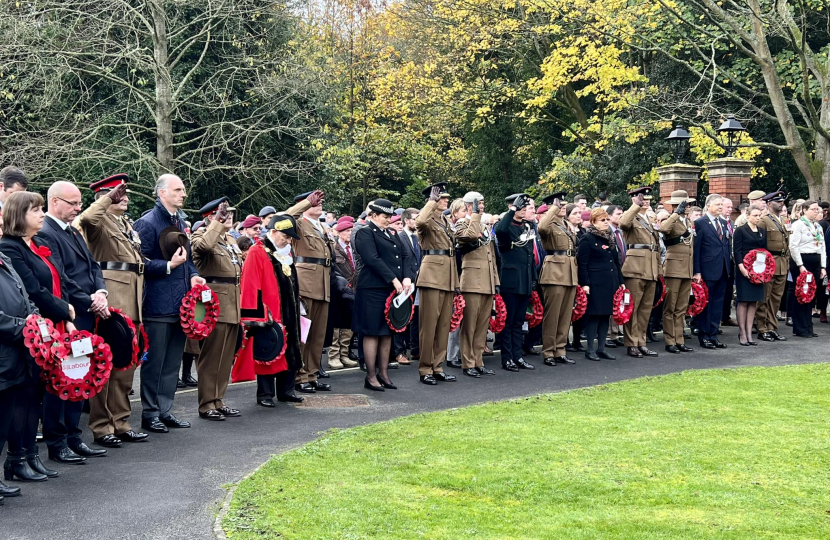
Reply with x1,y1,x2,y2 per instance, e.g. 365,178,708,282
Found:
232,215,304,406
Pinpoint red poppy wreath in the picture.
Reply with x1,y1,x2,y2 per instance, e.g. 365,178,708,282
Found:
46,330,113,402
96,307,146,371
795,271,817,304
612,287,635,325
572,286,588,322
384,291,416,333
525,291,544,328
489,294,507,334
687,280,709,317
449,293,466,333
743,249,776,284
180,284,220,340
23,315,61,368
653,275,667,308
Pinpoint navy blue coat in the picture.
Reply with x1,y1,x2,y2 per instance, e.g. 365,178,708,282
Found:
133,200,199,318
693,215,732,281
353,222,413,290
494,211,537,296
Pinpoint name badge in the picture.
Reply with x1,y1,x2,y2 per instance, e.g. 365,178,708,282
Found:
71,337,93,357
201,289,213,303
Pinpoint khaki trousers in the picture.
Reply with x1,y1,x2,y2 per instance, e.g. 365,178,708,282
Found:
460,293,492,369
418,288,453,376
296,298,329,384
89,366,136,439
541,285,576,358
756,274,786,333
662,277,691,346
329,328,353,363
623,277,656,347
196,322,239,413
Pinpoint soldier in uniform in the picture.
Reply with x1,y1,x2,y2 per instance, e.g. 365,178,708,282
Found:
658,190,696,354
537,191,577,367
77,176,149,446
734,191,766,228
415,183,459,385
285,190,333,393
620,187,661,358
191,197,243,420
455,191,498,378
757,191,790,342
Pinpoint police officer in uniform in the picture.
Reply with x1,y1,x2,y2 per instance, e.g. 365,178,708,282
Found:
538,191,578,366
191,197,243,420
757,191,790,342
659,190,696,354
455,191,498,378
415,183,459,385
78,176,149,446
620,187,661,358
285,190,333,393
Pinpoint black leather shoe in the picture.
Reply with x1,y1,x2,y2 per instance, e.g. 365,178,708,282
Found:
93,434,122,448
597,351,616,360
769,331,785,341
0,480,21,497
27,454,58,478
502,360,519,372
515,359,535,370
712,340,727,349
614,337,625,346
691,328,700,336
543,357,556,366
556,356,576,365
117,430,149,443
160,414,191,428
572,342,585,352
420,374,438,385
69,442,107,457
176,378,186,389
522,347,540,356
49,447,86,464
604,340,617,348
295,383,316,393
311,381,332,391
446,359,462,368
639,346,658,357
584,352,600,361
364,378,385,391
377,376,397,389
141,417,168,433
4,454,47,482
433,372,457,382
665,345,680,354
277,394,304,403
699,340,716,350
627,347,643,358
257,399,276,407
463,368,481,377
786,317,793,326
564,343,577,352
758,332,775,342
316,369,330,379
683,331,692,339
218,406,240,417
678,344,694,352
199,409,226,421
388,362,399,369
183,374,198,387
475,367,495,376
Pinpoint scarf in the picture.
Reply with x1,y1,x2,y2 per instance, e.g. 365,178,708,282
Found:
587,224,613,241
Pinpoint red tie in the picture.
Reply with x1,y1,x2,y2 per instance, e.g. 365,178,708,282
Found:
614,229,625,263
345,244,354,269
532,238,539,266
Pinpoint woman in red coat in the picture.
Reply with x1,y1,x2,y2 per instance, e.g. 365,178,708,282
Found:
232,215,304,407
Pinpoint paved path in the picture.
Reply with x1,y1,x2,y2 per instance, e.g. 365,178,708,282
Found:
1,325,826,540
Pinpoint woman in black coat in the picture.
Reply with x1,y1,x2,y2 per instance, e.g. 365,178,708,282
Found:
0,192,76,485
733,205,768,345
353,199,413,391
577,208,625,361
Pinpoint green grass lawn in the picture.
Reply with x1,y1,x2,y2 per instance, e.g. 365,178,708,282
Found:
223,365,830,539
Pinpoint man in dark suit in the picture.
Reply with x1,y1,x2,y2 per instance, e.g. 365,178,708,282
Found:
38,181,110,462
692,193,732,350
395,207,422,363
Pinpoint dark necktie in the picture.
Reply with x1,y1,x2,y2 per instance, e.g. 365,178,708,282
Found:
345,244,354,269
410,232,420,261
614,229,626,263
716,219,723,240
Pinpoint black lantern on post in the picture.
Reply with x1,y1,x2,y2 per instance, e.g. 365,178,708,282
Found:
716,114,746,157
666,126,691,163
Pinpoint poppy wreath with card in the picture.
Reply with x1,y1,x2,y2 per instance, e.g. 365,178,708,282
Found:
743,249,776,284
489,294,507,334
46,329,113,402
612,288,635,325
180,284,220,340
525,291,544,328
795,271,817,304
23,315,61,368
687,281,709,317
571,286,588,322
449,293,466,333
384,291,416,333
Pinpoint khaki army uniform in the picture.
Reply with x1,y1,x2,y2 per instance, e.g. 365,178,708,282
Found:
659,213,694,347
415,199,459,376
456,213,499,369
538,204,578,359
756,213,790,333
286,199,334,384
619,203,661,348
191,220,242,413
78,197,144,439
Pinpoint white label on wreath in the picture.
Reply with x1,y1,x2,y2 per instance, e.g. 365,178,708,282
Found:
753,253,766,274
201,289,212,303
623,292,630,305
806,274,813,283
38,321,52,342
71,337,93,357
62,354,91,380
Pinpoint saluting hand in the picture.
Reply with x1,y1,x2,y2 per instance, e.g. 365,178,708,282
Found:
215,201,230,224
634,193,645,207
676,200,687,215
307,190,325,207
107,183,128,204
429,186,441,203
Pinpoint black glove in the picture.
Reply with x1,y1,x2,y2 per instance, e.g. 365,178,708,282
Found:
245,325,263,337
675,200,687,215
495,285,500,295
455,287,461,295
513,195,529,210
472,199,480,214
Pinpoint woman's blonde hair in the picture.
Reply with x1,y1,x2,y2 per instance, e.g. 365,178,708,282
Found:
3,191,43,237
589,207,609,224
449,198,466,217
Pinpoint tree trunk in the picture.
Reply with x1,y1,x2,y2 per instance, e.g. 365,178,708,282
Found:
810,134,830,201
151,1,174,174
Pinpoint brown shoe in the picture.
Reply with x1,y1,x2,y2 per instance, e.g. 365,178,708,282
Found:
396,354,411,365
722,318,739,327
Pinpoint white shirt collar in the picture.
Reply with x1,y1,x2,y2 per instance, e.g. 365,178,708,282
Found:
46,213,70,231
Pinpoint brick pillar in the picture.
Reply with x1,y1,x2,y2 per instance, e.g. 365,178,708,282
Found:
705,158,754,220
658,164,702,206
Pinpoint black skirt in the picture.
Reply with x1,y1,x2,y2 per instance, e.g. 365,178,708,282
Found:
353,287,394,336
735,271,765,302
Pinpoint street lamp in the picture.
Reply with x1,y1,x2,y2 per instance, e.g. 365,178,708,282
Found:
666,125,691,163
716,114,746,157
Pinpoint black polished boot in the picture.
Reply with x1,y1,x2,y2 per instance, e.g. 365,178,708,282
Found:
182,353,198,387
27,451,58,478
4,451,47,482
0,479,21,497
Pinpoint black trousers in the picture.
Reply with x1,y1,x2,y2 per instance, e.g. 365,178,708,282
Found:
584,315,610,354
0,384,20,456
409,306,420,356
43,393,83,452
393,307,420,357
257,370,298,400
722,270,735,322
791,254,821,336
499,292,529,363
10,375,43,456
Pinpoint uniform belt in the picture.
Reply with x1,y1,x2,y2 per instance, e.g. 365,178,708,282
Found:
768,249,788,256
548,249,575,257
664,233,691,247
423,249,453,256
101,261,144,275
295,256,331,267
627,244,658,251
204,276,240,285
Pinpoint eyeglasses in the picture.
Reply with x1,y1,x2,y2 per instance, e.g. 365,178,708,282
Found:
56,197,82,208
